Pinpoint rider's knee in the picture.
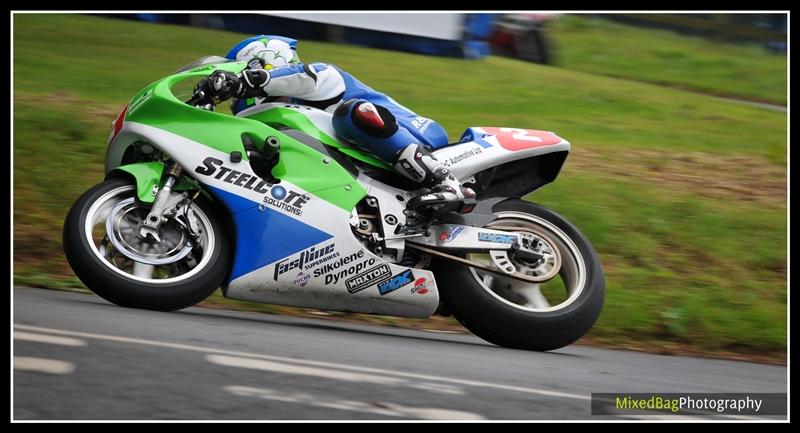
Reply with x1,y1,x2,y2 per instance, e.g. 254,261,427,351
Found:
333,99,399,140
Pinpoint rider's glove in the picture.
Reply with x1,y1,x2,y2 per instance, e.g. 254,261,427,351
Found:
247,57,266,70
197,68,270,104
238,68,271,99
197,70,244,104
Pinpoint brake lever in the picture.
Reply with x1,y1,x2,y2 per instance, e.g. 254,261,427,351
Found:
185,90,206,106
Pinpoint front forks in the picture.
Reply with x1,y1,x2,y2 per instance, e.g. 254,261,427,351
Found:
139,163,186,242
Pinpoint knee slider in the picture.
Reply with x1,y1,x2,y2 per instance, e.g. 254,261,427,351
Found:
339,99,399,139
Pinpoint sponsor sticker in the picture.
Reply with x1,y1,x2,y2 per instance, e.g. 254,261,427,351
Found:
313,252,376,285
410,277,430,295
478,232,517,244
273,243,338,281
411,116,432,133
259,185,308,216
293,272,310,287
378,270,414,295
345,264,392,294
194,157,309,216
128,89,152,116
458,128,494,149
444,146,483,167
438,225,465,243
284,104,312,111
189,65,217,73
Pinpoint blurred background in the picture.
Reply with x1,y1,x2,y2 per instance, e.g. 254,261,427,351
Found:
12,12,787,363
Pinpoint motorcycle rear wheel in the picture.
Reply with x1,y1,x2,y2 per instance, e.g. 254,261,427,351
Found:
435,199,605,351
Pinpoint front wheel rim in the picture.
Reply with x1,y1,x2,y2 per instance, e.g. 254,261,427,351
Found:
467,211,587,313
82,185,216,284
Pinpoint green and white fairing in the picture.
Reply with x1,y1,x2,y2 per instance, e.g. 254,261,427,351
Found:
104,56,573,319
64,50,608,352
105,60,442,318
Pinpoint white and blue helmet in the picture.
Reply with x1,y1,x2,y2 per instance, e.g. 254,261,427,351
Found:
225,35,300,70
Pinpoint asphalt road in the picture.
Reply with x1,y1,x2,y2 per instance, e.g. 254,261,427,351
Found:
13,287,787,420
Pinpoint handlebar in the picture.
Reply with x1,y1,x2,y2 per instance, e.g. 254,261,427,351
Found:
185,89,208,107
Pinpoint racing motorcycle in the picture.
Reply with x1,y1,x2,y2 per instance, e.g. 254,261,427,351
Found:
63,56,605,351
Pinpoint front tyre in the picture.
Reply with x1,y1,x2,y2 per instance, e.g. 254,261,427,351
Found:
436,199,605,351
63,178,232,311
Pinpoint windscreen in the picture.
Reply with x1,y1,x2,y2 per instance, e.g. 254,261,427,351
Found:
173,55,233,73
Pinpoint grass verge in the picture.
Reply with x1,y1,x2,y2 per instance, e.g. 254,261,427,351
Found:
548,14,787,105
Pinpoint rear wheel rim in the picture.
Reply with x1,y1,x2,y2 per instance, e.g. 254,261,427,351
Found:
83,185,216,284
467,211,587,313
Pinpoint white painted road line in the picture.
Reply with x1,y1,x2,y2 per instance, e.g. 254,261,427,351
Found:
206,354,466,396
225,385,485,420
14,357,75,375
14,331,87,347
207,354,409,385
208,354,465,395
14,324,589,401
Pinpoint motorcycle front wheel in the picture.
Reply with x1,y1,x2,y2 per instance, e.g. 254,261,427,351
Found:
435,199,605,351
63,178,232,311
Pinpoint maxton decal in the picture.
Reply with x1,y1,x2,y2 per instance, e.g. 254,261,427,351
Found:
345,264,392,294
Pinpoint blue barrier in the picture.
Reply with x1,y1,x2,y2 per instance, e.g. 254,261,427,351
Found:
125,13,497,60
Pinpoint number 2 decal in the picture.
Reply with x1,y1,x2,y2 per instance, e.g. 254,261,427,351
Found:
482,127,562,151
502,128,544,143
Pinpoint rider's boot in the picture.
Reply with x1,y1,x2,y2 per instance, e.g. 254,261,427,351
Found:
393,143,476,231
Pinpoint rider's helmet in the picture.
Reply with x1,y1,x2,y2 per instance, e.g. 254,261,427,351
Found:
226,35,300,114
226,35,300,70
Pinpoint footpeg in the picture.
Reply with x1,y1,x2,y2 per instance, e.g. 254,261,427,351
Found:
396,209,429,235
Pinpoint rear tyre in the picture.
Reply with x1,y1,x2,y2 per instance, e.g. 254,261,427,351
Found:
435,199,604,351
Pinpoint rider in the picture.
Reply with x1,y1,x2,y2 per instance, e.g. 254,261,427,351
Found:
198,35,474,220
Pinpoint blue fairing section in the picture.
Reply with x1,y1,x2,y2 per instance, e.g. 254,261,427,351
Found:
207,186,333,282
226,35,298,59
209,184,259,215
459,127,495,149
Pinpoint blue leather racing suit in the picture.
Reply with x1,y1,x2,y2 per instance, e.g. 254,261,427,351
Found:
232,62,450,163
